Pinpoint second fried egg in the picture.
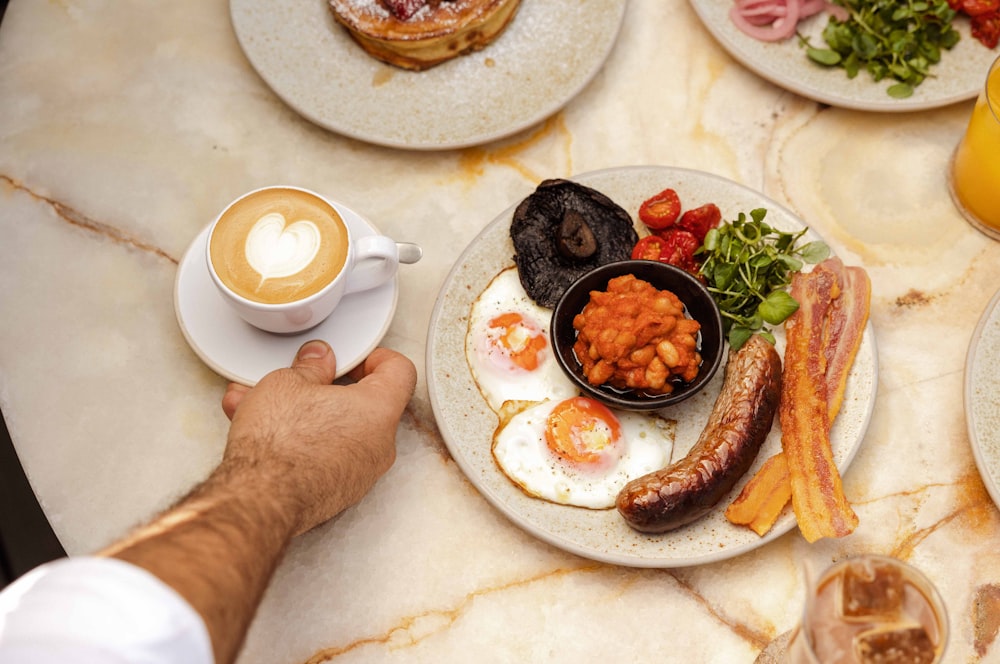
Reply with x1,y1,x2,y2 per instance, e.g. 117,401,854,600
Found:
492,396,675,509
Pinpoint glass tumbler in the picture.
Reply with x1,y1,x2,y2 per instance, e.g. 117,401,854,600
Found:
948,54,1000,240
787,555,949,664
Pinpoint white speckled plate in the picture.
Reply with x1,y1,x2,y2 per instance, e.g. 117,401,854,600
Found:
689,0,997,112
966,287,1000,509
229,0,626,150
426,165,878,568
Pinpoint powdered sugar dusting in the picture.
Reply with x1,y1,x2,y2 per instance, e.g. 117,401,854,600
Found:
344,0,391,17
338,0,482,24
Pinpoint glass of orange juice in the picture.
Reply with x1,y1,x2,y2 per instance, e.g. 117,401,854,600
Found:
948,54,1000,240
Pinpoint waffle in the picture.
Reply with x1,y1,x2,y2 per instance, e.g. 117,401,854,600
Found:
329,0,522,71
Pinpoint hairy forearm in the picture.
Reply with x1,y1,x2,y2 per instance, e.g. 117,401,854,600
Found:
101,461,300,664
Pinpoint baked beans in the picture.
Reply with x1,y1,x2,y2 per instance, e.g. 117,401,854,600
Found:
572,274,702,394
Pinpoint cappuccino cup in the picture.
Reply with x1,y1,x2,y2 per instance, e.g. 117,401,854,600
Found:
206,186,399,334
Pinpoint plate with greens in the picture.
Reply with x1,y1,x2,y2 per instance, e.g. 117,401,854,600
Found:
689,0,997,111
426,166,878,568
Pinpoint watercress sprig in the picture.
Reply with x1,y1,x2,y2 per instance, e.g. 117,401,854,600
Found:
799,0,960,98
697,208,830,349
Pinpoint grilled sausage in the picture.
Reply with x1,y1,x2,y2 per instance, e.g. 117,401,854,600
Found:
616,334,782,533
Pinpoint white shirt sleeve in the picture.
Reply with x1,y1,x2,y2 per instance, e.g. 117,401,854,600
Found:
0,556,213,664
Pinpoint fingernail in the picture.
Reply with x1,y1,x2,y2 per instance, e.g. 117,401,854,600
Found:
297,340,330,360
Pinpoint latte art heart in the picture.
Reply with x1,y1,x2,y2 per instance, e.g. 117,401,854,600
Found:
209,187,350,305
244,212,321,282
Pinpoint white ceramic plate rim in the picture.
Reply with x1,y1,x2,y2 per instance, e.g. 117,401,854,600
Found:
229,0,627,150
426,165,878,568
174,202,398,387
965,286,1000,509
689,0,998,112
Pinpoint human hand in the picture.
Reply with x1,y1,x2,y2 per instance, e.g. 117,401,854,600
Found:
219,341,417,536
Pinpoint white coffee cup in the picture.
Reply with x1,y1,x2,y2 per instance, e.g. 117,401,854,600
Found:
206,185,399,334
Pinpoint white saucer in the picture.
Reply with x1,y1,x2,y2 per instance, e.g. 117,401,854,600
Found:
174,207,399,386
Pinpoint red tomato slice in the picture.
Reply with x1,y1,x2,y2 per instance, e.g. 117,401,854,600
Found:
675,203,722,243
631,235,668,261
638,188,682,230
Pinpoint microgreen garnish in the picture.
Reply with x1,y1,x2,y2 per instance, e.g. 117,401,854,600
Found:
798,0,960,98
697,208,830,349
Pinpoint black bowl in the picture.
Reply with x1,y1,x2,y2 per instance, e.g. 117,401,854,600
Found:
550,260,724,411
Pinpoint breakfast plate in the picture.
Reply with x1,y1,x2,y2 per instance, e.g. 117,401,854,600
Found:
689,0,997,112
229,0,627,150
965,287,1000,509
427,165,878,568
174,203,398,387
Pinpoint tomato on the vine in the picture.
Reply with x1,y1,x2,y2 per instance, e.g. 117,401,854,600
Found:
637,188,682,230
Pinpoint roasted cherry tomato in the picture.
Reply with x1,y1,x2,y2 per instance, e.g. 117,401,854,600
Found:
631,235,668,261
658,228,701,272
675,203,722,243
638,188,682,230
972,10,1000,47
963,0,999,16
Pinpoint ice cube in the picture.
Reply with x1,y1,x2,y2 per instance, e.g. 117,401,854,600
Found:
855,625,936,664
841,559,904,620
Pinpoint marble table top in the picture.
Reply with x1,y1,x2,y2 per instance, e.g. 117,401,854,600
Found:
2,1,999,662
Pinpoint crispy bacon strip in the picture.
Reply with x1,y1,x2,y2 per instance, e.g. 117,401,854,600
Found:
723,452,790,535
823,261,872,421
725,258,869,539
782,261,858,542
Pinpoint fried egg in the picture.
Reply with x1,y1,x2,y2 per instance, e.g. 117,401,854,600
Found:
492,396,675,509
466,267,578,411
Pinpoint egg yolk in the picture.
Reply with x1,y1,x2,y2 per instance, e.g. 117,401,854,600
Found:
488,312,547,371
544,397,623,469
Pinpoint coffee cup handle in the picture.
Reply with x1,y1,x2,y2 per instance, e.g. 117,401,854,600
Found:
345,235,399,294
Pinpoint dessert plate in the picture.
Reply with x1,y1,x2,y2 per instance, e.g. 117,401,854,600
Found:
229,0,627,149
689,0,996,112
174,205,398,386
427,165,878,568
966,287,1000,509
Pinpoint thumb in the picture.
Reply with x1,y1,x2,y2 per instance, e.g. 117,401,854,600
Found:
290,340,338,385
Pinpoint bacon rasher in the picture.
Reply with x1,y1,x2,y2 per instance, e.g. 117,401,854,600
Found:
723,451,791,536
725,258,870,540
823,260,872,420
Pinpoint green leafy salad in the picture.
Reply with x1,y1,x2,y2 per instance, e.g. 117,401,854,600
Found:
697,209,830,349
799,0,961,98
